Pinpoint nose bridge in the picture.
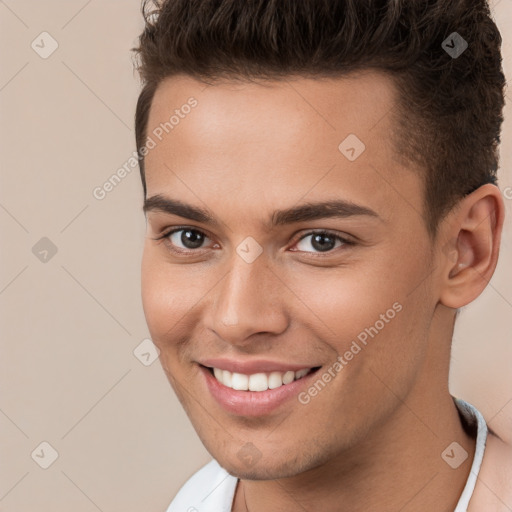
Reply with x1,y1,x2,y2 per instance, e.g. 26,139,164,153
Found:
210,252,287,342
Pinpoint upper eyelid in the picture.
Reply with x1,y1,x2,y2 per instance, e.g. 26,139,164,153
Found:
155,225,212,240
296,229,351,242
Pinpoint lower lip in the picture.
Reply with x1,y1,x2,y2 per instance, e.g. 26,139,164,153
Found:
200,365,320,417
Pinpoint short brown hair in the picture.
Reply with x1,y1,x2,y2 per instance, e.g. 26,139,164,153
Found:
133,0,506,235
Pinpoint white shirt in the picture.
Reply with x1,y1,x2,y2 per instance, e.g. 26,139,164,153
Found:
166,398,488,512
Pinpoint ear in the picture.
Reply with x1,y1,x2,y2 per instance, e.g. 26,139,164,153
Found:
438,184,505,309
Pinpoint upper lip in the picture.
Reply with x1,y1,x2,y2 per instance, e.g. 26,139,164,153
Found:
199,358,320,374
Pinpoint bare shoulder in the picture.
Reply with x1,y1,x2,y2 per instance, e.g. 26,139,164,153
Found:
469,432,512,511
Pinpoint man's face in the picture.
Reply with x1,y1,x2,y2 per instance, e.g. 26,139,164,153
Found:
141,71,442,478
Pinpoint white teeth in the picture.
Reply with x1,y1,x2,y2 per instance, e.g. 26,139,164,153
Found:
231,372,249,390
295,368,309,379
210,367,314,391
222,369,232,387
268,371,284,389
282,370,295,385
248,373,268,391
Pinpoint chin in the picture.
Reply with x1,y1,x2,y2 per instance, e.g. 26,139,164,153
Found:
223,462,300,481
214,448,323,481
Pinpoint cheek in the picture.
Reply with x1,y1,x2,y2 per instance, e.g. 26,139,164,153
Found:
141,250,208,382
287,266,400,340
140,247,201,347
285,252,432,364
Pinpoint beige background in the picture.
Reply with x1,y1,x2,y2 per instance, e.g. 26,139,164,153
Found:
0,1,511,510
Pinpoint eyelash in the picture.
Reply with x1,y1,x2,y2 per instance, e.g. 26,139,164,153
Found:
153,226,354,256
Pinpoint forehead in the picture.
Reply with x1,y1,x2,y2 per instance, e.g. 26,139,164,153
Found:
144,71,423,227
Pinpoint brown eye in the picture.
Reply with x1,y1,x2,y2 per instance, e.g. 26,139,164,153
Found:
293,231,347,253
167,229,209,250
310,233,337,252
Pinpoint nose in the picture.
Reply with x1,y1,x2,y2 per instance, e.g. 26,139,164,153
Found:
206,254,289,346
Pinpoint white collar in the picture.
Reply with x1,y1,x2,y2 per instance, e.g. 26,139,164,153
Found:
453,398,488,511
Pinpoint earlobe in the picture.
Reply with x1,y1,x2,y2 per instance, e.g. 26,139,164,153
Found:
439,184,505,309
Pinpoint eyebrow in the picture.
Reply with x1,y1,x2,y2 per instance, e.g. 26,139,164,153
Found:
143,194,380,227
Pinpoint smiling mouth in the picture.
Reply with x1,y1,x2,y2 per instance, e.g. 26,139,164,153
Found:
202,365,322,392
